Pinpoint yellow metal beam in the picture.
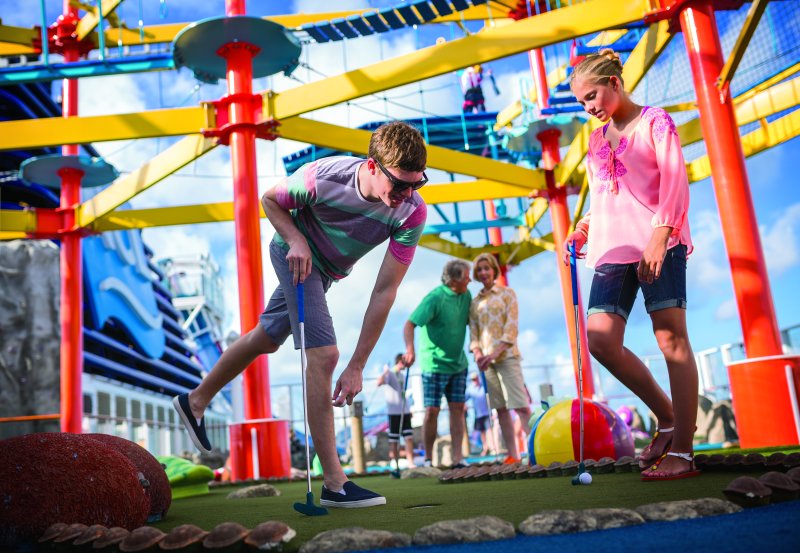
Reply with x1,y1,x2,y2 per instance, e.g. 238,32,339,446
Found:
420,180,532,204
76,0,124,41
90,202,241,232
0,208,36,234
717,0,768,92
571,173,590,232
89,175,533,232
557,20,674,187
0,22,39,47
733,61,800,107
79,135,217,229
678,74,800,147
686,108,800,183
0,106,208,151
418,233,554,265
270,0,652,120
0,4,515,57
432,3,511,23
274,116,545,189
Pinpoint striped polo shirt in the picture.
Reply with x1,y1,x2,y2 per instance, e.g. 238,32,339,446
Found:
273,156,428,280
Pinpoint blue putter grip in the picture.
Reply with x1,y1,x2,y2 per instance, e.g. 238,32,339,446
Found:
480,370,489,391
297,282,304,324
569,241,579,307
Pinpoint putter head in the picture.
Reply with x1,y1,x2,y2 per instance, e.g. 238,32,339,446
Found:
571,475,581,486
293,492,328,516
390,469,401,479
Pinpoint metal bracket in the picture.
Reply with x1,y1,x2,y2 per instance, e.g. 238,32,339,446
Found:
201,93,280,145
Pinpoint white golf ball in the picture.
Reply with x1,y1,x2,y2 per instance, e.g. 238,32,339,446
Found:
579,472,592,485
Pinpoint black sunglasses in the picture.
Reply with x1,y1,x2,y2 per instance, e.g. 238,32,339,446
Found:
375,160,428,191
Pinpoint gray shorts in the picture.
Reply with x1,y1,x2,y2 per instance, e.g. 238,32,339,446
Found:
259,240,336,350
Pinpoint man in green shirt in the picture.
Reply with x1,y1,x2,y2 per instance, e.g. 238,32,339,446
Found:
403,259,471,468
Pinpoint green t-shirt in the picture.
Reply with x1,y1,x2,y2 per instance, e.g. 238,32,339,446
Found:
409,284,471,375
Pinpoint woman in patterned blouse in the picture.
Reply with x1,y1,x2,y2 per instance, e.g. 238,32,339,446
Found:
469,253,532,463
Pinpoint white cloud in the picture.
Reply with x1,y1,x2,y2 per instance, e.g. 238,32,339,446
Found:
761,202,800,275
714,298,738,321
686,208,731,291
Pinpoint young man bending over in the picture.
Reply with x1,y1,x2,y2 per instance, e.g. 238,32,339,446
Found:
174,122,428,507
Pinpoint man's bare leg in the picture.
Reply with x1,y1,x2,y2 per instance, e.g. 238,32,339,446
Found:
448,402,466,464
187,327,278,419
423,407,440,462
304,345,348,491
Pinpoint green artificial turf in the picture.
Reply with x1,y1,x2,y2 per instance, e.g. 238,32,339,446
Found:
151,469,762,552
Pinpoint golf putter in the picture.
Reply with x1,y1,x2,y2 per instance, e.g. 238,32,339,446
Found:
292,283,328,516
568,242,587,486
480,371,501,464
391,364,412,479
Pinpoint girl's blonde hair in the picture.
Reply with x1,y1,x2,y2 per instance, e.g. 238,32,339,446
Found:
472,253,501,282
570,48,624,89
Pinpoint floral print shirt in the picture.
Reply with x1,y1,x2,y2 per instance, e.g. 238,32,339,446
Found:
469,284,521,361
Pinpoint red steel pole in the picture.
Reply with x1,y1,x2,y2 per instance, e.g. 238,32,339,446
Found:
680,0,798,446
679,2,782,357
223,0,270,420
529,49,550,112
539,129,594,398
484,201,508,286
59,0,83,433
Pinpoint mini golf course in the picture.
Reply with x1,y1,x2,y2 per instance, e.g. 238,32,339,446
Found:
144,447,800,552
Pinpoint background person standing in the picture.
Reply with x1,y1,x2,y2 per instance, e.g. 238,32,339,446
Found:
403,259,472,468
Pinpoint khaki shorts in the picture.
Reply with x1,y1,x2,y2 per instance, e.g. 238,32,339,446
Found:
484,356,528,410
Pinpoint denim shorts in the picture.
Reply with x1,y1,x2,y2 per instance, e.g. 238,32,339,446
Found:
422,370,467,407
259,240,336,350
587,244,688,321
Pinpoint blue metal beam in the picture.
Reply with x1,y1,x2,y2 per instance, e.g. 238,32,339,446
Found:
430,0,453,16
0,53,174,85
332,18,359,39
423,215,526,235
413,1,438,21
380,9,406,30
347,15,375,36
397,5,423,25
364,12,390,33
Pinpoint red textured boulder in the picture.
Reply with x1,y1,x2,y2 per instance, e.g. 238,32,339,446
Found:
0,432,149,548
86,434,172,521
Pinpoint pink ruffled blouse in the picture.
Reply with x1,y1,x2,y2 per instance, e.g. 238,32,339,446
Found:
576,106,693,268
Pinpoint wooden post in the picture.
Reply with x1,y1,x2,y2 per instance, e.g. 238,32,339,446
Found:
351,401,366,474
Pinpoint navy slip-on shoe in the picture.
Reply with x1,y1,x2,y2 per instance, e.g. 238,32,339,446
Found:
173,393,212,453
319,481,386,508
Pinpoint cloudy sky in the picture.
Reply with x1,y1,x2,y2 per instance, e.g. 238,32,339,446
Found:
5,1,800,421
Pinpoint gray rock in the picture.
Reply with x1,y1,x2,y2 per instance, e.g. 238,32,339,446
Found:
614,456,635,473
402,466,442,479
636,500,700,522
226,484,281,499
519,510,596,535
683,497,742,516
0,241,61,440
414,515,515,545
581,508,645,529
635,498,740,522
299,527,411,553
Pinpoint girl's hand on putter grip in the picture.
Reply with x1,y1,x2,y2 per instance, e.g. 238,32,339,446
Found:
286,239,313,285
562,230,587,265
333,366,363,407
